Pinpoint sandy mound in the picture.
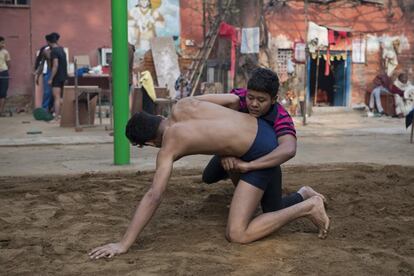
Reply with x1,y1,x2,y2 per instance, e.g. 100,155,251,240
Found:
0,164,413,275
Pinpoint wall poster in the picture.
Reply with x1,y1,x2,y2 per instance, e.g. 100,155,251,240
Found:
128,0,180,59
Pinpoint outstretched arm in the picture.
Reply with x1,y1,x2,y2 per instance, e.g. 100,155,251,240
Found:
194,94,240,110
89,149,174,259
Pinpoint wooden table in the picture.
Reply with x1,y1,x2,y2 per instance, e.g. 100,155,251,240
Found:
67,73,112,129
67,74,111,91
61,86,101,128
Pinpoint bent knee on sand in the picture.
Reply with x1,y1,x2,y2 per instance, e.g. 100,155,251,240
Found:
225,229,253,244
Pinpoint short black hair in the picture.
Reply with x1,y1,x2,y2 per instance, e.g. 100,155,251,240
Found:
45,32,60,43
126,112,162,146
247,67,280,98
0,36,4,42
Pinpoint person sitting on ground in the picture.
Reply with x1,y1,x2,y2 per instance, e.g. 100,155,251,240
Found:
88,77,329,260
368,74,391,117
194,68,297,213
391,72,414,118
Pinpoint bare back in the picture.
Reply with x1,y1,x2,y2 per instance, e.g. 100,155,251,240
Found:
163,98,258,158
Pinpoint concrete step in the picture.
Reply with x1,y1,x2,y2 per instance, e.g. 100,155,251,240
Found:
311,106,352,114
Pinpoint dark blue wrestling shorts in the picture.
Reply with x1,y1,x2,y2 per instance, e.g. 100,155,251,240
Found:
240,118,278,190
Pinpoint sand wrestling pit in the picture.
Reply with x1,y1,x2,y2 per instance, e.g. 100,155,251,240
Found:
0,164,413,275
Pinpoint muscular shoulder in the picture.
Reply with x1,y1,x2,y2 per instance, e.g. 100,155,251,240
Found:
160,125,188,160
172,98,200,116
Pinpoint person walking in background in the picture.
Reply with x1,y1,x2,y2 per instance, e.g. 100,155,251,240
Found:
0,36,11,117
45,32,67,122
128,42,136,114
34,45,53,111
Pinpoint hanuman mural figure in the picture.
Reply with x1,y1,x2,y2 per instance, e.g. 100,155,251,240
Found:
129,0,165,53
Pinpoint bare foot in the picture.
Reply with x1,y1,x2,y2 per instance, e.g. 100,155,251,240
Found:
307,196,330,239
298,186,327,206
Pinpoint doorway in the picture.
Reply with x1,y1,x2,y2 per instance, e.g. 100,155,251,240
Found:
308,51,351,107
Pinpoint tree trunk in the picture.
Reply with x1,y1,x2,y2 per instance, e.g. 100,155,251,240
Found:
236,0,263,87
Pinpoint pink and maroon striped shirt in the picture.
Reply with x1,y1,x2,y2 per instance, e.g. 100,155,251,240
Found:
231,88,296,139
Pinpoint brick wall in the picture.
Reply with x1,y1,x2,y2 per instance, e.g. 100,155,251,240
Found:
31,0,112,68
265,0,414,106
0,6,31,97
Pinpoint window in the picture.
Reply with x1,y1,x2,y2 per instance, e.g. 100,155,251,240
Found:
276,49,293,77
0,0,30,5
99,48,112,66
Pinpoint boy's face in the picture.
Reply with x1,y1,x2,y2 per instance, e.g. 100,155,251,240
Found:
0,40,5,49
246,89,276,117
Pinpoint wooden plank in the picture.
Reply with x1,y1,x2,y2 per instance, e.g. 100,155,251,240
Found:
150,37,181,98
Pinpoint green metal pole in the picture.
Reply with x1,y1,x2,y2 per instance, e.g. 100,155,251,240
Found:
111,0,130,165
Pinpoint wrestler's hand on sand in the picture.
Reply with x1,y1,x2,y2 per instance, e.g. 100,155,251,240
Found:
89,242,127,259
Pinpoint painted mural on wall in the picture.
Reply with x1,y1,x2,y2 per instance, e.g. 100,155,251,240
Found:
128,0,180,58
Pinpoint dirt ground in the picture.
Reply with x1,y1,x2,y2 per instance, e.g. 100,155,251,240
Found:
0,164,413,275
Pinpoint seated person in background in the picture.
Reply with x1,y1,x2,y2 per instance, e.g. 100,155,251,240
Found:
391,72,414,118
174,74,191,99
88,73,329,260
368,74,391,116
286,89,298,116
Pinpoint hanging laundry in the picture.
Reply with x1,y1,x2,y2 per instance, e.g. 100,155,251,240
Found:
382,37,400,76
328,30,336,45
325,28,351,76
240,27,260,54
325,29,336,76
352,38,366,63
139,71,157,102
325,29,334,76
219,22,239,79
307,22,328,53
324,50,330,76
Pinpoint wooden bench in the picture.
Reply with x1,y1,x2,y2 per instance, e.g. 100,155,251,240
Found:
61,85,102,128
